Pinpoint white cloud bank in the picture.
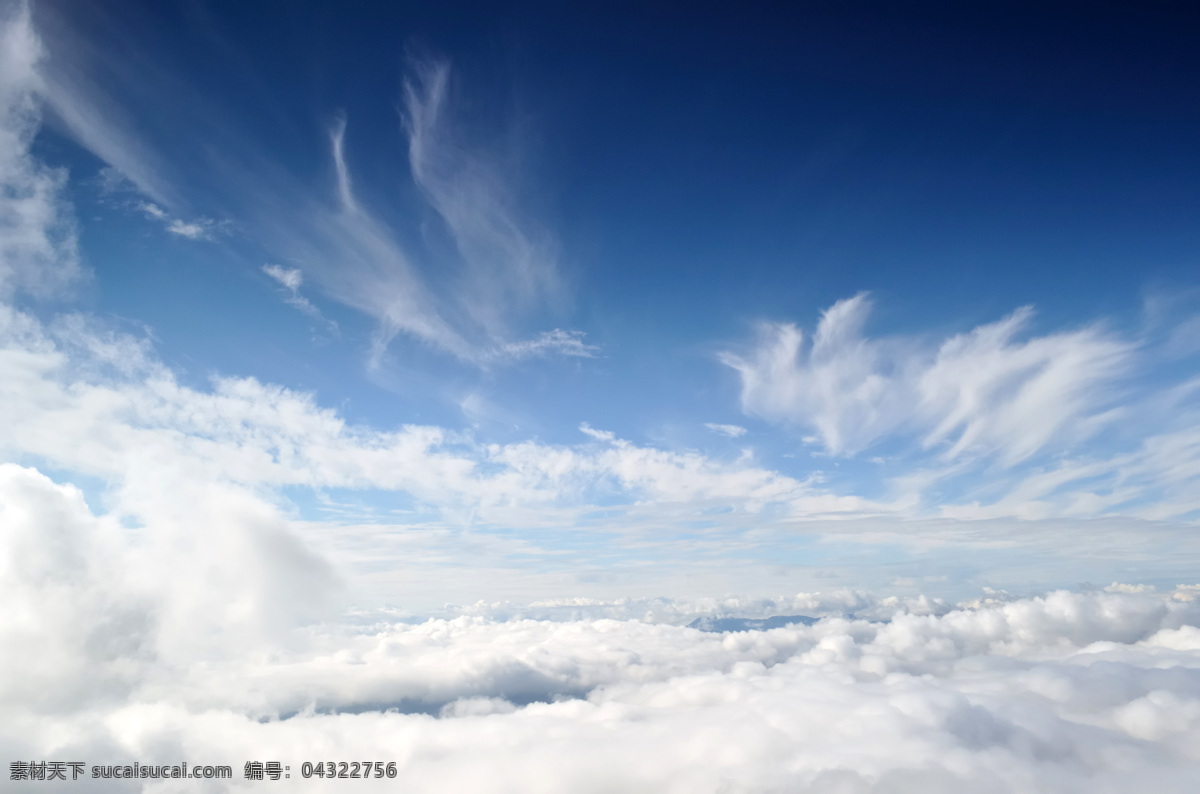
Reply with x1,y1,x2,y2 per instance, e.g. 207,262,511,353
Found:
3,467,1199,792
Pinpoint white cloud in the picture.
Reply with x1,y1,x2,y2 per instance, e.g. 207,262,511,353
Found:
262,263,336,330
263,105,589,368
705,422,747,438
918,305,1130,465
330,112,357,215
3,478,1199,794
403,56,563,338
281,126,473,363
0,303,868,531
579,422,616,442
0,2,80,300
135,200,215,240
33,1,181,208
495,329,599,360
164,217,208,239
24,10,583,369
136,200,166,220
263,262,303,292
718,296,1200,519
720,294,915,456
721,294,1133,465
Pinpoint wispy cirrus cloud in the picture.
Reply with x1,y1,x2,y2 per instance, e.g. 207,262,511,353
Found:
285,59,582,366
720,293,1200,520
402,58,564,339
137,201,217,240
239,68,591,368
721,293,1134,464
262,263,337,332
494,329,598,361
705,422,747,438
32,1,181,208
0,1,80,300
26,6,592,368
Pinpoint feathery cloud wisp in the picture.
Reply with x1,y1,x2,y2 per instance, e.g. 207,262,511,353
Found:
262,263,336,331
0,2,80,300
705,422,748,438
721,293,1133,465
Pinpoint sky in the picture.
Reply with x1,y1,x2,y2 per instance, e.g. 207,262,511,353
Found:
3,0,1200,790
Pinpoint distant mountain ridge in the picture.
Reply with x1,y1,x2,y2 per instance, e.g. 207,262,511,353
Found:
687,615,819,633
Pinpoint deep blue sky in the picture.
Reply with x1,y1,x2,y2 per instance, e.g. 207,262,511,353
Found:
47,3,1200,330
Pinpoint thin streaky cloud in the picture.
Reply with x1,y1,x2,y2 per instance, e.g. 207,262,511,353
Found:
25,13,584,370
330,113,357,215
722,293,1135,465
165,218,208,239
263,263,303,293
494,329,599,361
33,3,180,208
262,263,336,331
402,55,564,338
705,423,747,438
0,1,80,300
137,200,214,240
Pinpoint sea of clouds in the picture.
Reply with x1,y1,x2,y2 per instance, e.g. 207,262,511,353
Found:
3,467,1200,792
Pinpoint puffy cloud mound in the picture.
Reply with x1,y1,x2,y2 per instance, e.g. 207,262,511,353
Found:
3,463,1199,792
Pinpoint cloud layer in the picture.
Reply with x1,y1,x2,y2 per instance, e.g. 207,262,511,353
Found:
3,469,1199,793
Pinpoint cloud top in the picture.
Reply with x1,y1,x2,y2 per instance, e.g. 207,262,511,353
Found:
3,470,1198,793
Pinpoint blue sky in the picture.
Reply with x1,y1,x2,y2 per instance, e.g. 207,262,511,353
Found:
4,0,1200,606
